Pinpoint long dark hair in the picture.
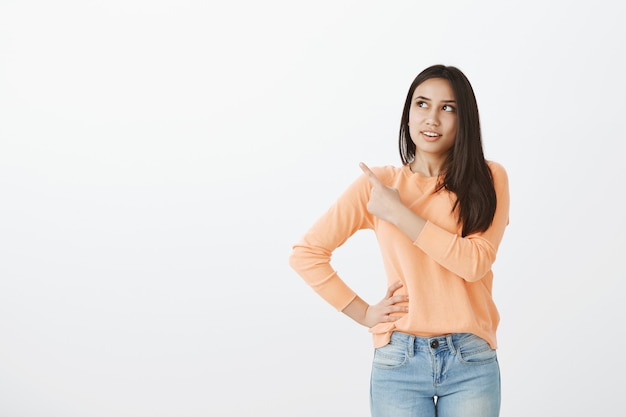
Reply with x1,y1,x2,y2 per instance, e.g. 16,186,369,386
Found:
399,65,496,237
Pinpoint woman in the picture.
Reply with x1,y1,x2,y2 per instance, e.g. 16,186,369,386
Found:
289,64,509,417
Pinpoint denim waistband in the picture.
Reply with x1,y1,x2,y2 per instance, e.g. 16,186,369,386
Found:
388,331,479,355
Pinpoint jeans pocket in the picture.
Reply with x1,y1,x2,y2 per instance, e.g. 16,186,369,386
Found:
372,340,408,369
458,334,497,365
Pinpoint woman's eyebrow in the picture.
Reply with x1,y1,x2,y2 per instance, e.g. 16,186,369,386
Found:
415,95,456,103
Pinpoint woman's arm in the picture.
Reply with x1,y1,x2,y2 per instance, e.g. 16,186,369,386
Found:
359,161,510,282
289,168,409,327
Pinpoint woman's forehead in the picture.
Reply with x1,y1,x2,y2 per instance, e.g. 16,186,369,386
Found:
413,78,455,100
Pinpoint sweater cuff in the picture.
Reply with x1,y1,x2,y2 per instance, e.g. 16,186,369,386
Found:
313,273,358,312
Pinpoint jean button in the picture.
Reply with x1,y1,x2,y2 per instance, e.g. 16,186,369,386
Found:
430,340,439,349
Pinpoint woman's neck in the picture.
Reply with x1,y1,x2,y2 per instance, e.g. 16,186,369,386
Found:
409,154,446,177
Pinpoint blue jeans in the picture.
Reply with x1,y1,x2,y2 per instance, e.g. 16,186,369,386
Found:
370,332,500,417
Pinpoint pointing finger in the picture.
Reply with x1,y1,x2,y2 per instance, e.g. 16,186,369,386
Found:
359,162,383,187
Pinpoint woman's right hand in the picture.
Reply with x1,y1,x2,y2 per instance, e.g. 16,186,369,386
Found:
363,281,409,328
342,281,409,328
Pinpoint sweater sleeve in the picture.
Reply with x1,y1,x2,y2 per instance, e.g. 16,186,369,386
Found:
289,172,375,311
414,161,510,282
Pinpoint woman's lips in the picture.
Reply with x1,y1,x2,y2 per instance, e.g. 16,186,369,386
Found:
421,131,441,142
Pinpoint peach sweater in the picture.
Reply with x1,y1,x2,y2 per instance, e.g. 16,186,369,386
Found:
289,161,509,349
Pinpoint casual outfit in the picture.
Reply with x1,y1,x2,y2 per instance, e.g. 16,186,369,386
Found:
289,161,509,417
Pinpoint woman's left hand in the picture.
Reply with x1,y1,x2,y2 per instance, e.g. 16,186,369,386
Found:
360,162,403,224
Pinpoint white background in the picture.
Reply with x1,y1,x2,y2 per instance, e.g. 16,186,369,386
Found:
1,0,624,416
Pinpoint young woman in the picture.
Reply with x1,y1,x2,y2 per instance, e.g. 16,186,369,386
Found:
289,64,509,417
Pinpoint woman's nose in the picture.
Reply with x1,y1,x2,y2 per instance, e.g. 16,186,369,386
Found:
425,109,440,126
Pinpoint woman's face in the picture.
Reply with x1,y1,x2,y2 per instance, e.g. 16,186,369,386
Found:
408,77,457,159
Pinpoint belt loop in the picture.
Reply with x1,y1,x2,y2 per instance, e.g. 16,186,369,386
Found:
447,334,456,355
407,335,415,357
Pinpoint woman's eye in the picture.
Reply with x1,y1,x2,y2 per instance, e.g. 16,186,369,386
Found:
416,101,428,108
442,104,455,112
